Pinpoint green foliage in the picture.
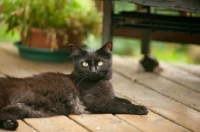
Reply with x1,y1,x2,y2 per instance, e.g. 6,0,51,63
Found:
151,42,193,63
0,23,20,42
1,0,101,38
114,1,136,14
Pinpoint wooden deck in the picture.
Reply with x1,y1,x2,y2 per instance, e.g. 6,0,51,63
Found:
0,43,200,132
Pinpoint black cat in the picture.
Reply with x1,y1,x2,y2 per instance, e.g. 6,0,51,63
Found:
0,42,148,130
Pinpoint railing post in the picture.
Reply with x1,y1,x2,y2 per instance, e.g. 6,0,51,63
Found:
102,1,113,45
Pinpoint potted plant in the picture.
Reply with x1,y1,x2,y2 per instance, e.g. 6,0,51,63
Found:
1,0,101,61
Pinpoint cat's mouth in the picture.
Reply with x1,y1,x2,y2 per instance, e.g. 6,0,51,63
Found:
87,74,102,80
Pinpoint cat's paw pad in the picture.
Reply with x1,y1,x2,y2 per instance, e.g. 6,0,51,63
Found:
3,119,18,130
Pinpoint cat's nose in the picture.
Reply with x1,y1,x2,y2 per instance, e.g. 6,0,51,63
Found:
91,67,97,74
91,71,97,74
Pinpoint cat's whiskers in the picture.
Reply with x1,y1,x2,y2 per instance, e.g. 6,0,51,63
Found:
74,73,85,83
77,76,87,86
74,77,79,82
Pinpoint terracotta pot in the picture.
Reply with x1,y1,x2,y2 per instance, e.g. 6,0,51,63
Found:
21,28,83,49
0,5,3,12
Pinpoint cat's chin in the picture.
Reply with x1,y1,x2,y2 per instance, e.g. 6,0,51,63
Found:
87,74,111,81
87,76,102,81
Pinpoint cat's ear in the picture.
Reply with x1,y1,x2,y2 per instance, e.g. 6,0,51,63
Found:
69,44,84,57
97,42,112,57
99,42,112,52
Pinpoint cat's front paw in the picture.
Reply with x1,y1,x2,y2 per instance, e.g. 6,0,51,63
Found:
114,97,132,104
131,105,148,115
3,119,18,130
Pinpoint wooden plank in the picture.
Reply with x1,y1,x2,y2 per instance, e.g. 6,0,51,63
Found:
122,0,200,13
0,120,34,132
116,86,191,132
112,72,200,132
0,42,73,73
135,72,200,111
115,56,200,111
158,62,200,93
24,116,88,132
0,44,40,77
114,94,188,132
116,111,190,132
171,63,200,77
0,43,73,76
69,114,141,132
0,50,38,77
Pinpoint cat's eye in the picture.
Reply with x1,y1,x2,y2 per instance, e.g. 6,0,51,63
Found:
98,61,103,66
82,62,89,67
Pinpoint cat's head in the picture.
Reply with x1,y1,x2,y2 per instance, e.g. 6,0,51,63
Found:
69,42,112,81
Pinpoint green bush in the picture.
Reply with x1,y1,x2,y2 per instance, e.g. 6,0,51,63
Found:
1,0,101,47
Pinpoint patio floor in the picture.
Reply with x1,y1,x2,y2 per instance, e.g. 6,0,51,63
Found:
0,43,200,132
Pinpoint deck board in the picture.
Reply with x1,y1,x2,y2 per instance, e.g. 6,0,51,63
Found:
24,116,89,132
159,62,200,93
112,72,200,132
0,44,73,79
122,56,200,93
113,56,200,111
0,43,200,132
0,46,39,77
69,114,141,132
116,112,189,132
0,120,34,132
171,63,200,77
